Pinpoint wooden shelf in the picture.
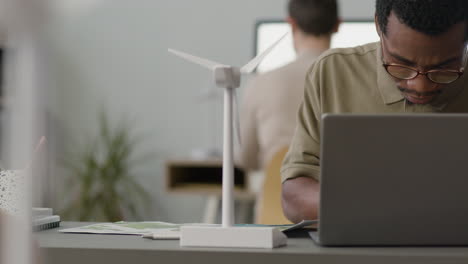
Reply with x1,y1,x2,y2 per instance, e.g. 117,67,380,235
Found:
165,159,251,198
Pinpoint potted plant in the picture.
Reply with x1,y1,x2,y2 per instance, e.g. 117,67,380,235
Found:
62,112,151,222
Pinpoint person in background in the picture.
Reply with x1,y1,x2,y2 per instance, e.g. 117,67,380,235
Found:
239,0,340,173
282,0,468,223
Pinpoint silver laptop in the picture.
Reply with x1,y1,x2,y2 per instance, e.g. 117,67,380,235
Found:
310,114,468,246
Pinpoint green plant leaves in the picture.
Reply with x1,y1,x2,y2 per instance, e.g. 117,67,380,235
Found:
62,111,152,222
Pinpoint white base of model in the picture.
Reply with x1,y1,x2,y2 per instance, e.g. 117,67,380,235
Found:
180,226,287,248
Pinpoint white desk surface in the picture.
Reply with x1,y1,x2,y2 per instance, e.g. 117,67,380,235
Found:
36,222,468,264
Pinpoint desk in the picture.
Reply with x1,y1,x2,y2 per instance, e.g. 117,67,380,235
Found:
37,222,468,264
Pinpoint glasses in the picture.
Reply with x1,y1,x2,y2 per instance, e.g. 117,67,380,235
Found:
383,64,464,84
381,40,467,84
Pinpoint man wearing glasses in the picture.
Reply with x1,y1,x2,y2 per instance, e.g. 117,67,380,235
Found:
281,0,467,223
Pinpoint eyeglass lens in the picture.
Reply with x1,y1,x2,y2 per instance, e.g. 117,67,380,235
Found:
386,65,460,84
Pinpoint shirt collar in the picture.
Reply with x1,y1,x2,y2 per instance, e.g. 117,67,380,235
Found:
297,48,327,60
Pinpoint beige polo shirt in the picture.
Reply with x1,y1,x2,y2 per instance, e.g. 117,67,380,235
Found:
281,41,468,183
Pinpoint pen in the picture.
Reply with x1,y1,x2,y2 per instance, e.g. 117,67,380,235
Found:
141,232,180,240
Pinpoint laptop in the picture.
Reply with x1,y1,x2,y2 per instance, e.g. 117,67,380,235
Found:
310,114,468,246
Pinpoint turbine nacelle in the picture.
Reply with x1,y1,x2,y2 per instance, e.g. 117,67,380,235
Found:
214,66,241,88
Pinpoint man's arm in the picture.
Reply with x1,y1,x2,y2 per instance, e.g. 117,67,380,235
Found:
282,176,319,223
280,60,323,224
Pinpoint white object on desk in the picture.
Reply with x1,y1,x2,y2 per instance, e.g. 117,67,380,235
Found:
32,207,53,217
169,33,288,248
180,220,314,247
180,226,286,248
32,207,61,231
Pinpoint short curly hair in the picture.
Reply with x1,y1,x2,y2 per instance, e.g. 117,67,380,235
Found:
376,0,467,39
288,0,339,36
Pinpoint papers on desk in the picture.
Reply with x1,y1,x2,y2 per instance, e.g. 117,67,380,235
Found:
59,221,201,236
59,220,317,240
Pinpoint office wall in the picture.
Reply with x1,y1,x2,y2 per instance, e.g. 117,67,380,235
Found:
45,0,375,222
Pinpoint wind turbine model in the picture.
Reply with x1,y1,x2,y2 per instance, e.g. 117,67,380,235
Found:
168,33,288,248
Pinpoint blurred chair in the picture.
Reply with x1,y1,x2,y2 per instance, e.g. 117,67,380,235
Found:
255,147,292,225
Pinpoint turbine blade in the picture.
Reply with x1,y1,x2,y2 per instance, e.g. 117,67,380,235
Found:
240,32,289,73
168,48,226,70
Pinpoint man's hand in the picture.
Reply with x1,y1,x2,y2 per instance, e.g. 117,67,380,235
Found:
281,176,320,223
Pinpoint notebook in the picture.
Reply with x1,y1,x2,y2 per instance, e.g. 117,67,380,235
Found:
33,207,60,231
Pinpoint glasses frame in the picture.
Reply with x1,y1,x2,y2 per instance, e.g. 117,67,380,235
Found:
382,63,465,84
381,38,468,84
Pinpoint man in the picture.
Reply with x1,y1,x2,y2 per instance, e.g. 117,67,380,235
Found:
281,0,468,223
240,0,340,171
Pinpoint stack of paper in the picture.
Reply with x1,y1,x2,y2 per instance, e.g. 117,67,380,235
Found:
33,207,60,231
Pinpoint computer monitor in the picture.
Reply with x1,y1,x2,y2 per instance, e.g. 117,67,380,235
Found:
254,20,380,73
